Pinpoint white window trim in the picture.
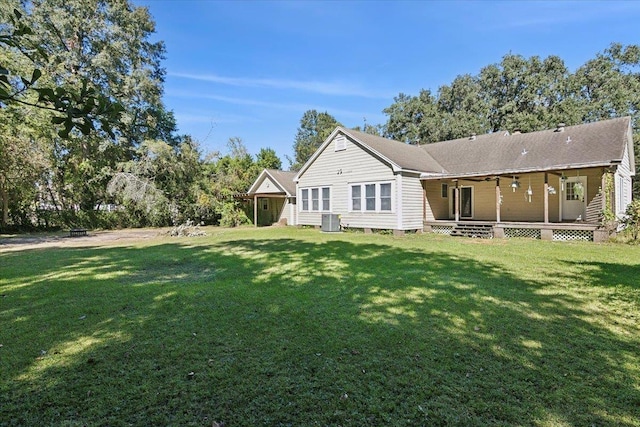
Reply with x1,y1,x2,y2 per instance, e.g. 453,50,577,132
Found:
349,181,394,213
299,186,331,212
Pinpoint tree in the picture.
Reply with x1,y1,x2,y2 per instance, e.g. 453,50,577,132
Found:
0,0,176,228
108,138,202,226
0,6,124,138
381,43,640,197
256,147,282,170
290,110,341,170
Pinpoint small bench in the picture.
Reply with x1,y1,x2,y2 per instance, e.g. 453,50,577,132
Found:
69,228,88,237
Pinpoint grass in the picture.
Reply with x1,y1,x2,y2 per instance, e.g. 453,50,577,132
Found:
1,227,639,426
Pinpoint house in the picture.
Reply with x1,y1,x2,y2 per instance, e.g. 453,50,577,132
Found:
248,117,635,241
246,169,297,226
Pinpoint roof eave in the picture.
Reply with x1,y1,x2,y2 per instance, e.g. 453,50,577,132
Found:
420,161,621,180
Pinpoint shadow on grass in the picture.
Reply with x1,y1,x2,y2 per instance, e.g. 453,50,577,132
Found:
1,237,639,426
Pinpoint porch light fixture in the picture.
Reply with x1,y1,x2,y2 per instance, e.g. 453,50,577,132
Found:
511,176,520,192
526,185,533,203
560,173,566,191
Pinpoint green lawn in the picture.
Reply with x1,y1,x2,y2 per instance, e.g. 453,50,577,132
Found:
1,227,639,426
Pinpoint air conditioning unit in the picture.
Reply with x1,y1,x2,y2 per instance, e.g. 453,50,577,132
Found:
321,214,340,232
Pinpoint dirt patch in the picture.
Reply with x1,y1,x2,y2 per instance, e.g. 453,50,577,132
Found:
0,228,168,253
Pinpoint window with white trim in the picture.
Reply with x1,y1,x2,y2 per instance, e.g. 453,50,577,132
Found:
350,182,393,212
311,188,319,211
322,187,330,211
365,184,376,211
351,185,361,210
300,186,331,212
380,183,391,211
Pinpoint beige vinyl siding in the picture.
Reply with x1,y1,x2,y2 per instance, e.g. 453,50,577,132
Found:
297,134,398,228
424,181,449,220
400,173,425,229
254,175,283,194
498,173,560,222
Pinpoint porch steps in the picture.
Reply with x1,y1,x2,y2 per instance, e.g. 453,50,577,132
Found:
450,223,494,239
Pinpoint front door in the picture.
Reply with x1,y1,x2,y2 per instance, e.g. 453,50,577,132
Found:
450,186,473,219
561,176,587,221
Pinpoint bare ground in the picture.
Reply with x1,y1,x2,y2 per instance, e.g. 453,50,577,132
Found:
0,228,169,253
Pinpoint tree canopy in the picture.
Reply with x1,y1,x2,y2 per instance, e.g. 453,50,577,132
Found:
383,43,640,144
290,110,341,170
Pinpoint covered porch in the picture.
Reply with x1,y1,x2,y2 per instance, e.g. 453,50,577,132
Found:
422,167,614,242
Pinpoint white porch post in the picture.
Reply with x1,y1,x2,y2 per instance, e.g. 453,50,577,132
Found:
495,178,501,223
454,181,460,222
544,173,549,224
253,195,258,227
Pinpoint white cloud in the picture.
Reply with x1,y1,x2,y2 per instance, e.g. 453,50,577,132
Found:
168,72,392,99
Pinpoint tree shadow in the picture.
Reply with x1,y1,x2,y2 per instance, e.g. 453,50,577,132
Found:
1,237,639,426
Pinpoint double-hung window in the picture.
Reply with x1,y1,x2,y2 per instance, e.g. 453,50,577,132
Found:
322,187,330,211
350,182,393,212
300,186,330,212
351,185,361,210
365,184,376,211
380,183,392,211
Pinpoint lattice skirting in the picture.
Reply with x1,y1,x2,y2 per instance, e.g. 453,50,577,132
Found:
504,228,542,239
431,225,453,235
552,229,594,241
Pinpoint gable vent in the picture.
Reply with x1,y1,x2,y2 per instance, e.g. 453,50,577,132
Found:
334,135,347,151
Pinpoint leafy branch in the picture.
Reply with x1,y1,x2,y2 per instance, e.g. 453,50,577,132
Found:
0,8,123,138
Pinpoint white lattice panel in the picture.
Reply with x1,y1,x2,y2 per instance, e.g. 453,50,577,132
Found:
552,229,593,241
504,228,541,239
431,225,453,235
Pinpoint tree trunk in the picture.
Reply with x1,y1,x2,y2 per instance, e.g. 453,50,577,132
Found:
0,178,8,229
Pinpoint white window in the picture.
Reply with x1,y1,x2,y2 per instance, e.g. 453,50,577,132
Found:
350,182,393,212
300,187,330,212
365,184,376,211
322,187,330,211
351,185,361,210
380,183,391,211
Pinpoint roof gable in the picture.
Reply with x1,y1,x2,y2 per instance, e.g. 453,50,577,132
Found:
295,127,444,181
248,169,297,196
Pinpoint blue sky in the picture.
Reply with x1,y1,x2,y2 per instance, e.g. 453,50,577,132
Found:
133,0,640,167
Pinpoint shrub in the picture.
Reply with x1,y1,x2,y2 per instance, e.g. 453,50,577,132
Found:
620,199,640,242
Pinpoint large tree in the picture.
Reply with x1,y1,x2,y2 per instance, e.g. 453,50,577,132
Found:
382,43,640,196
0,0,176,228
290,110,341,170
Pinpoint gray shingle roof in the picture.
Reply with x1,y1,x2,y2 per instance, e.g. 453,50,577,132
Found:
421,116,632,177
342,128,444,173
264,169,297,195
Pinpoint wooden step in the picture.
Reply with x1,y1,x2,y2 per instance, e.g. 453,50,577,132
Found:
450,224,493,239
